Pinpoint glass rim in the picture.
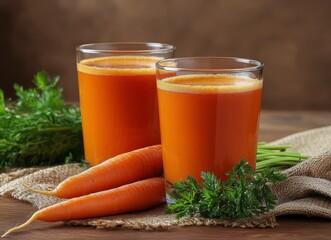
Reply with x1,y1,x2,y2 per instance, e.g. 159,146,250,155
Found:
76,42,175,54
156,57,264,73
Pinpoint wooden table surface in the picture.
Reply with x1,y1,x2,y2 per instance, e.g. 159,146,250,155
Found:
1,110,331,240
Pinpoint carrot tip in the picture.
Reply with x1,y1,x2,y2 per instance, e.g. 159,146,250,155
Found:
22,183,55,196
2,214,38,237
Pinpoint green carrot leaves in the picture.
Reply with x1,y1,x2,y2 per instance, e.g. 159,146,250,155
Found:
0,71,84,169
167,160,287,220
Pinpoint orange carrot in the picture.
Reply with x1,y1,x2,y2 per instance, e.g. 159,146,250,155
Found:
25,145,163,198
2,177,165,237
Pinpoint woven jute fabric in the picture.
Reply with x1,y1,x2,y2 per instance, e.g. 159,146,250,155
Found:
268,125,331,218
1,125,331,230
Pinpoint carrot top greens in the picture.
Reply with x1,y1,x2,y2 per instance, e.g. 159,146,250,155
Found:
167,160,287,219
0,72,84,169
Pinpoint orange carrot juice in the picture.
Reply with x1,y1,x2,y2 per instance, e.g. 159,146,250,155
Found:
157,74,262,183
77,56,162,165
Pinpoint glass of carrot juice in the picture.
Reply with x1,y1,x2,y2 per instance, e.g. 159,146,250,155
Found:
156,57,263,200
76,42,175,166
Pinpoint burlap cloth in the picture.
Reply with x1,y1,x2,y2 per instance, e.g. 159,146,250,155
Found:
1,125,331,229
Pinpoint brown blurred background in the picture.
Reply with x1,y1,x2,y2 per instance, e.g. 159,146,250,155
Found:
0,0,330,110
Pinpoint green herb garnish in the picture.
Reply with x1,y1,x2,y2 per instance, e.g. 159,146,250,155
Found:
0,71,84,169
166,160,287,220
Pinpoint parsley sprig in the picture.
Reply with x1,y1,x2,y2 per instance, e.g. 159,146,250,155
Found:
166,160,286,220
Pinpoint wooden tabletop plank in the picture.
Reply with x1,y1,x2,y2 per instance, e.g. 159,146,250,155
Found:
259,110,331,142
1,111,331,239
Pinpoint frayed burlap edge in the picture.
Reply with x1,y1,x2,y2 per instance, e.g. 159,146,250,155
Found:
66,205,278,230
0,167,41,185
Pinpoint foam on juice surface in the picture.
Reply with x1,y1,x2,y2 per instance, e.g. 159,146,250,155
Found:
77,56,163,76
157,74,262,94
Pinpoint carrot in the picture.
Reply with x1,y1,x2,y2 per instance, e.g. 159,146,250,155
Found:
25,145,163,198
2,177,166,237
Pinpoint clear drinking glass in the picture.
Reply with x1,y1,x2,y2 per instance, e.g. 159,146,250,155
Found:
156,57,263,201
76,42,175,166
